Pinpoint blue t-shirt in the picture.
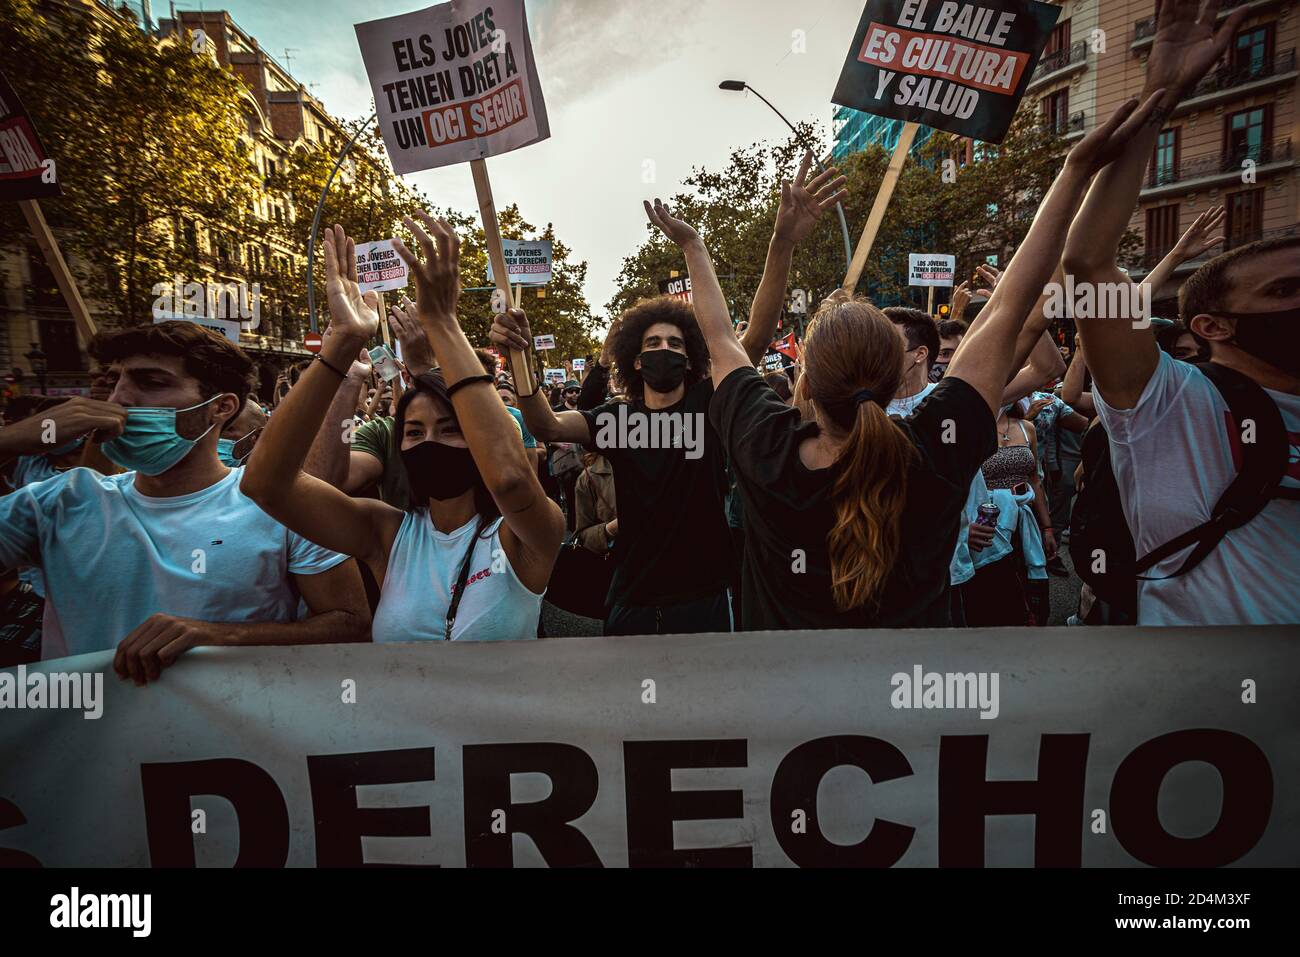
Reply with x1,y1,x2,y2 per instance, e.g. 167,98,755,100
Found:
506,405,538,449
0,466,349,659
3,455,62,598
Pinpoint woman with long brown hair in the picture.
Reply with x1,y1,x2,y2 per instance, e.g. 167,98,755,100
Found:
643,92,1163,628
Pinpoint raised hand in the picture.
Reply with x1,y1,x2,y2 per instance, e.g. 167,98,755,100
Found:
1064,89,1168,175
1173,205,1226,261
1146,0,1247,99
393,211,461,323
973,264,1001,298
773,151,848,246
490,307,533,355
951,280,973,319
322,223,379,342
388,296,435,375
644,198,702,249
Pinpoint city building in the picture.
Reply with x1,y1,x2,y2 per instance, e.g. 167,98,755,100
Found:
832,108,935,161
1,0,388,399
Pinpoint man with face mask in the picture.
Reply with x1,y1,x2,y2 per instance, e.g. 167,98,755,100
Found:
218,396,268,467
1062,1,1299,625
0,321,369,672
492,154,847,634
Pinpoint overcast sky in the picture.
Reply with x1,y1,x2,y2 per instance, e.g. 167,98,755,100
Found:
168,0,864,319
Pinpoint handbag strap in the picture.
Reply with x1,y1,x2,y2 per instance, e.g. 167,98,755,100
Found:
445,516,485,641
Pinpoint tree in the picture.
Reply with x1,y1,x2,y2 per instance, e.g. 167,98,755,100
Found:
0,0,265,328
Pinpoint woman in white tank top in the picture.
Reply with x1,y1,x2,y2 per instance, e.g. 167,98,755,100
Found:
242,217,566,642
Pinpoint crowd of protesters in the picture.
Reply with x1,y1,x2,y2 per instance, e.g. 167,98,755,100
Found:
1,3,1296,677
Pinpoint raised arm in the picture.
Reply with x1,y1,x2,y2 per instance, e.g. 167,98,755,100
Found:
1142,204,1226,296
1063,1,1245,408
489,308,592,444
947,91,1166,414
740,152,848,365
1060,334,1096,415
241,224,402,568
394,213,565,569
644,200,747,387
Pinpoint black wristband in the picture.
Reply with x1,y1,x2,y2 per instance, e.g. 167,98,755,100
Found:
446,374,495,398
315,354,349,380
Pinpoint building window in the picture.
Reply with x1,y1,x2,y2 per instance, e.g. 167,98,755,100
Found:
1045,19,1071,55
1150,128,1180,186
1231,24,1274,76
1145,204,1180,260
1226,189,1264,248
1225,105,1272,164
1041,89,1069,134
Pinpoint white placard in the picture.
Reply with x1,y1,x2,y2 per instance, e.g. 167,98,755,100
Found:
908,253,956,287
533,334,556,351
354,239,409,293
486,239,552,286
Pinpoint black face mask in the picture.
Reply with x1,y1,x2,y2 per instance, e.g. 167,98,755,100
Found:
1223,305,1300,378
401,441,481,502
638,349,688,393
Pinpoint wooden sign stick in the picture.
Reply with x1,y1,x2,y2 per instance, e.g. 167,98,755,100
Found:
19,199,97,345
471,158,535,396
843,121,919,294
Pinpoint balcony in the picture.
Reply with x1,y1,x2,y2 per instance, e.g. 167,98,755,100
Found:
1141,138,1292,199
1026,40,1088,93
1041,110,1087,139
1130,222,1300,274
1132,0,1287,49
1173,50,1297,116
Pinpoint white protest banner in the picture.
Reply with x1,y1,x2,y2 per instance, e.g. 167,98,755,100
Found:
355,0,550,175
543,367,566,385
571,358,586,373
909,253,956,287
486,238,552,286
152,313,241,344
354,239,409,293
1,629,1295,867
533,333,556,351
832,0,1060,144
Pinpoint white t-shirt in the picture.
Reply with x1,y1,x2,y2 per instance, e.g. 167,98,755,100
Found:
887,381,938,418
0,466,350,658
1094,352,1300,625
372,512,543,642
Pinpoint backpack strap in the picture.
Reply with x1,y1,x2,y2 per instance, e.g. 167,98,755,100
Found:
1135,362,1293,580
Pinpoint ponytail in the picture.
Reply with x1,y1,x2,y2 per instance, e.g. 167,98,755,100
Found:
827,401,917,611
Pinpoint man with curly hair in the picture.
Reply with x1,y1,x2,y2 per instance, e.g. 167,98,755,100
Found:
492,153,846,635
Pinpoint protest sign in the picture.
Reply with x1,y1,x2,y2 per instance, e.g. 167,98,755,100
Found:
832,0,1060,144
771,332,800,362
486,239,553,286
544,368,566,385
658,276,693,304
533,334,556,351
152,313,241,345
368,344,403,382
0,70,60,202
354,240,409,293
571,358,586,373
354,0,550,175
2,628,1295,867
909,253,956,286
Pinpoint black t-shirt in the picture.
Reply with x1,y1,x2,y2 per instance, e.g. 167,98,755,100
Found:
581,378,734,607
710,367,995,630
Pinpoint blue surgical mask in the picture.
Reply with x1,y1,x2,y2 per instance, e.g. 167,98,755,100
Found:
217,428,260,467
102,396,221,476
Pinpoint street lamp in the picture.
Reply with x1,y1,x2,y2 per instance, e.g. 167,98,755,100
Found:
25,347,48,395
718,80,853,274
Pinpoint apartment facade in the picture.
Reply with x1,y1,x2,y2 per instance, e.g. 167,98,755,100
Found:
1093,0,1297,301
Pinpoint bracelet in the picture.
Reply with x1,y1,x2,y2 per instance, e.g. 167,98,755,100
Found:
314,354,349,380
446,374,495,398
